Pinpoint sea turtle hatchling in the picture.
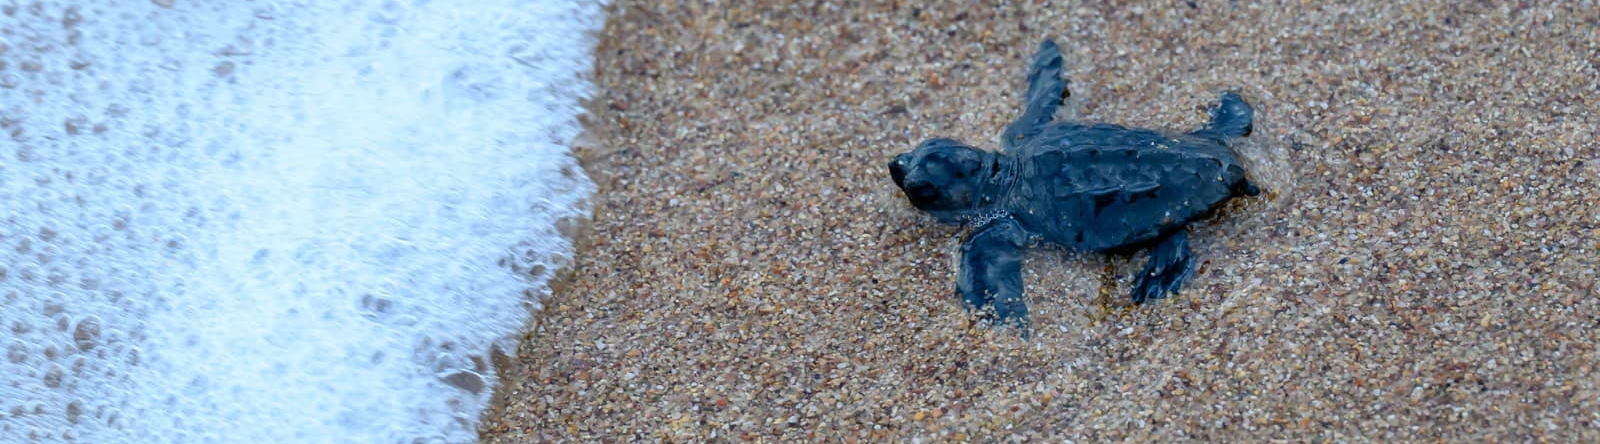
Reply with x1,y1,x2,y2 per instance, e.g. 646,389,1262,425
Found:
887,39,1260,336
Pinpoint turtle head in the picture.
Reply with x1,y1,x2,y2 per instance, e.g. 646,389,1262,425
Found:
888,138,996,222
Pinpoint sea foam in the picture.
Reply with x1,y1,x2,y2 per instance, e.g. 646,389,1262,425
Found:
0,1,601,442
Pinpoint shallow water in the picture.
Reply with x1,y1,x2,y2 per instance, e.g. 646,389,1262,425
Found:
0,1,600,442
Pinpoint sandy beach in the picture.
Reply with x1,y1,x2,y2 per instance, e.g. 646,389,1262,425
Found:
482,0,1599,441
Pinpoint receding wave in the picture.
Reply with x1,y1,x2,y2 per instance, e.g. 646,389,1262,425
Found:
0,1,602,442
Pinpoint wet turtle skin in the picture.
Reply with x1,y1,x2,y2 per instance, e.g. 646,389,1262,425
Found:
887,40,1260,336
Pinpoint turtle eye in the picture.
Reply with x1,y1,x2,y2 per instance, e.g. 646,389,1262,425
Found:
907,182,940,202
951,154,982,179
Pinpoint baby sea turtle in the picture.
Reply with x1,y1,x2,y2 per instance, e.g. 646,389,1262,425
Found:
887,40,1260,335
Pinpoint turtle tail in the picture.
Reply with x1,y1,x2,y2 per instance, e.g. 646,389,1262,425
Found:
1195,91,1253,139
1230,165,1262,197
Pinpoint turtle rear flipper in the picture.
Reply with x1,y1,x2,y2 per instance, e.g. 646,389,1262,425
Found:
1192,91,1254,140
1131,230,1195,304
1001,40,1072,152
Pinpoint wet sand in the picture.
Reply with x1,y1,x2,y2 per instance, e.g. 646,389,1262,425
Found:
482,1,1600,441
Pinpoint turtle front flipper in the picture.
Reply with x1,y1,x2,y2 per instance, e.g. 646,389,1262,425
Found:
1000,40,1072,152
956,217,1032,336
1131,230,1196,304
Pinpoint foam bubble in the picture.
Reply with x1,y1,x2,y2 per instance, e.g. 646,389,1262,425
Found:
0,0,602,442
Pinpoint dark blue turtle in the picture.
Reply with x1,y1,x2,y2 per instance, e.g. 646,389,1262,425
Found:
887,40,1260,336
